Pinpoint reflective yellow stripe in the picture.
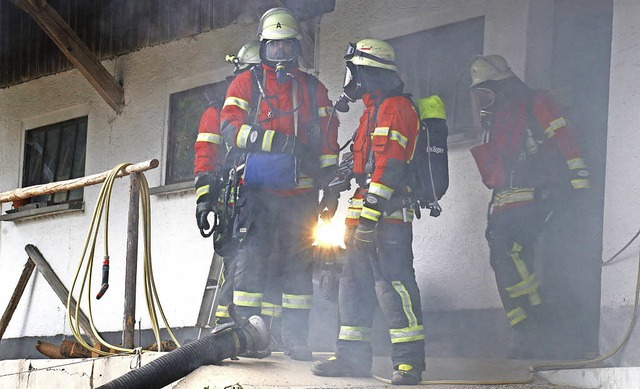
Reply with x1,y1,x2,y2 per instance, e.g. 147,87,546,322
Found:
295,176,314,189
372,126,390,137
338,326,372,341
544,117,567,138
318,106,332,117
384,208,414,223
369,182,394,200
236,125,252,148
196,132,224,144
346,208,362,220
224,96,250,112
508,307,527,327
491,188,535,211
349,198,365,207
360,206,381,222
506,274,539,298
509,243,541,306
196,185,210,199
389,130,408,149
567,157,587,170
233,291,262,307
389,325,424,343
571,179,590,189
215,305,230,318
319,154,338,168
282,294,312,309
391,281,418,328
262,130,275,152
261,302,283,318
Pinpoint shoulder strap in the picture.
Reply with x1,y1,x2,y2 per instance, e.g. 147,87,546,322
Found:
526,90,545,141
248,67,263,126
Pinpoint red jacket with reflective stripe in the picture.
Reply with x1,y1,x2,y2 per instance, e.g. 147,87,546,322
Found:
220,64,339,196
346,92,420,226
193,106,223,176
476,91,588,213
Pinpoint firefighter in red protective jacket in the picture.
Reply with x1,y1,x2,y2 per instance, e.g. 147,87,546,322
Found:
194,41,261,325
469,54,590,359
312,39,425,385
219,7,339,360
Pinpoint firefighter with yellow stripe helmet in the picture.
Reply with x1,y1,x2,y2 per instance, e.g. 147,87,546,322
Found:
335,38,402,112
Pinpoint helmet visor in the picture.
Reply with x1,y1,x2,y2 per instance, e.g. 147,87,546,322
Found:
470,87,496,110
264,39,297,62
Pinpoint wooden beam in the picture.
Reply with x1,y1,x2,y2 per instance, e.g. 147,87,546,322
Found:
0,259,36,340
10,0,125,114
0,159,158,203
25,244,101,345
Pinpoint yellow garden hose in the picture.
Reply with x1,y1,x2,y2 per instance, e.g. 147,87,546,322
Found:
67,163,180,356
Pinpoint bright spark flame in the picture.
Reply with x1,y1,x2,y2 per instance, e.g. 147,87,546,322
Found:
314,218,346,248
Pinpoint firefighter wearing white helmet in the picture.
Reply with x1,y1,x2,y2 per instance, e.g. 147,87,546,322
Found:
226,40,261,75
256,7,303,83
219,7,340,361
312,38,426,385
469,54,591,359
334,38,403,112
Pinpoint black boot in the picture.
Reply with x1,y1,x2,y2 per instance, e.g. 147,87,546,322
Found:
391,364,422,385
311,356,371,377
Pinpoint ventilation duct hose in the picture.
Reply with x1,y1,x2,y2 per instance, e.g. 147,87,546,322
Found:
98,313,269,389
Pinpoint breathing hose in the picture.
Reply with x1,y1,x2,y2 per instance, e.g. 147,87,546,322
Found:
67,163,180,356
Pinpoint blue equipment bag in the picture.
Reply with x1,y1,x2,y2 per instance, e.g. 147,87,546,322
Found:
243,152,297,190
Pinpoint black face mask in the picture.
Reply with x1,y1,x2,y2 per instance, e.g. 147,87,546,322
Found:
334,63,364,112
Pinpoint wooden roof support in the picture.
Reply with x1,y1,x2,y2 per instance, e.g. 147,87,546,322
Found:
10,0,125,114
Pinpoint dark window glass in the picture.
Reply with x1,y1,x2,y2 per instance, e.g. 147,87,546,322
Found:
22,116,88,205
166,80,228,184
389,17,485,136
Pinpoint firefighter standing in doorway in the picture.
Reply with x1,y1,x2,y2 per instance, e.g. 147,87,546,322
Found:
469,54,590,359
194,41,261,325
312,39,425,385
220,7,339,360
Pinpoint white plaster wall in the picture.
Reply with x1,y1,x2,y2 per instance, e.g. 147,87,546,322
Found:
1,0,633,341
601,0,640,309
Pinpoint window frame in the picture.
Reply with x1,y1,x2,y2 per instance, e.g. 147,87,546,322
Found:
164,78,229,187
20,116,88,206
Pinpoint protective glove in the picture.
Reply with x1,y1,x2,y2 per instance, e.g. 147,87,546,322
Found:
318,190,339,221
353,192,387,254
196,201,217,233
195,173,221,236
245,125,309,156
354,217,378,255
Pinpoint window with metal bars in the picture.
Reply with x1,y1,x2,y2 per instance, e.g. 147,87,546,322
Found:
21,116,87,207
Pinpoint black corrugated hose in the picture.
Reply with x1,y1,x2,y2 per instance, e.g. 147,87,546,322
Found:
98,309,269,389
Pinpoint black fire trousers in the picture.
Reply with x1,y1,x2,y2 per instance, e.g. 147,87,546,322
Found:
232,188,317,347
486,203,548,329
336,222,426,372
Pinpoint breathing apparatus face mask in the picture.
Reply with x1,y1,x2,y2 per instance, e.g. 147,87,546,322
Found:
471,86,497,130
335,62,364,113
263,39,298,83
